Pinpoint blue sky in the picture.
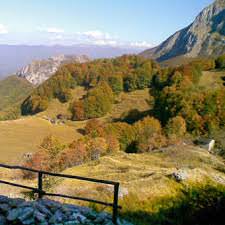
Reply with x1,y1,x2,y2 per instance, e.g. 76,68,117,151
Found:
0,0,213,48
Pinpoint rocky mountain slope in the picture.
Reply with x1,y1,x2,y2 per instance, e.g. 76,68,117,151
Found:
17,54,89,85
141,0,225,61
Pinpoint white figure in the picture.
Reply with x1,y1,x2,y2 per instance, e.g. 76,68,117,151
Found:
208,139,215,152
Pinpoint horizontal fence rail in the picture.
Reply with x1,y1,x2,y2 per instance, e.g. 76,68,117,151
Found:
0,163,121,224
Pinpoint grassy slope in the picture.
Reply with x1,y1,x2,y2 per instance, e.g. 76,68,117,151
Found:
0,117,81,163
47,146,225,224
0,88,151,164
0,72,225,224
0,75,33,111
199,70,225,88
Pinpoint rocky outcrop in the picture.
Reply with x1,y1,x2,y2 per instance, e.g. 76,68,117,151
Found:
140,0,225,61
0,195,132,225
17,54,89,86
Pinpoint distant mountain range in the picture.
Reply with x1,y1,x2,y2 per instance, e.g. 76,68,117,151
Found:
0,44,142,79
141,0,225,61
17,54,89,85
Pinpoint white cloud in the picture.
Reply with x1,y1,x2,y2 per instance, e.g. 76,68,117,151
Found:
75,30,119,46
0,24,8,34
37,26,64,33
50,34,63,40
33,27,154,48
130,41,153,48
81,30,111,40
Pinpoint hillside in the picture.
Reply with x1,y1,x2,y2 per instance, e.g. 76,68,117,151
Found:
53,147,225,225
0,56,225,225
0,117,81,163
141,0,225,61
0,75,33,112
1,145,225,225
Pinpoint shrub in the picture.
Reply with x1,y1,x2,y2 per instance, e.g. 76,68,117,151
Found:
106,122,136,152
86,137,108,160
40,135,65,159
123,74,137,92
105,135,120,153
108,75,123,93
85,119,105,137
70,100,85,121
134,117,164,152
165,116,186,140
57,140,87,170
22,150,50,178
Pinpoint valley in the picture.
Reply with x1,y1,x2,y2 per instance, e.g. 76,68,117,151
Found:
0,1,225,224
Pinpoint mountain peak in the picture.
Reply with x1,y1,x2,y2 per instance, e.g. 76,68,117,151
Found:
140,0,225,61
17,54,90,85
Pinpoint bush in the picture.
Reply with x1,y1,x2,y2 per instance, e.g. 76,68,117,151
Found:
40,135,65,158
86,137,108,160
70,100,85,121
106,122,136,152
134,117,165,152
123,74,137,92
22,150,50,178
85,119,105,137
57,140,87,170
165,116,186,140
108,75,123,93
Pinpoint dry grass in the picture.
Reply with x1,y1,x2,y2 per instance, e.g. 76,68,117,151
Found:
44,145,225,207
199,70,225,89
0,117,81,163
0,145,224,224
110,88,150,120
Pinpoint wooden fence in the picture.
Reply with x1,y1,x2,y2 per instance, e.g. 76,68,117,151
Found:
0,163,121,224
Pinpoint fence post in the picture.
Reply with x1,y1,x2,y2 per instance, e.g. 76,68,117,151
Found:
112,183,119,225
38,172,43,199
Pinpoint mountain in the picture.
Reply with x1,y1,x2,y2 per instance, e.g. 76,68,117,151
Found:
17,54,89,85
140,0,225,61
0,44,143,79
0,75,33,111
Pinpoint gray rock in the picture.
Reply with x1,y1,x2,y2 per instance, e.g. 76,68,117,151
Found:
0,195,132,225
18,207,34,222
172,169,189,182
0,215,6,225
7,208,21,221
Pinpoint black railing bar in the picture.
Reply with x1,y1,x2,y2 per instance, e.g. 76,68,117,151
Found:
45,192,122,208
0,180,121,209
43,171,118,185
0,164,118,186
0,180,40,192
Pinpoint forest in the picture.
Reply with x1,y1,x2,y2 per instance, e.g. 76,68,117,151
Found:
19,54,225,175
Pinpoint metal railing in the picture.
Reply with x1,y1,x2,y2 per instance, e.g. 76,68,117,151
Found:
0,163,121,224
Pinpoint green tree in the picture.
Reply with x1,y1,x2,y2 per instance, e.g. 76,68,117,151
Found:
108,75,123,93
123,74,137,92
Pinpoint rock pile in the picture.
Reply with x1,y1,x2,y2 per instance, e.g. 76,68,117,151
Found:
0,195,132,225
